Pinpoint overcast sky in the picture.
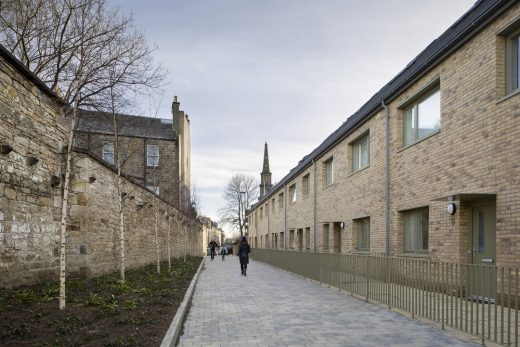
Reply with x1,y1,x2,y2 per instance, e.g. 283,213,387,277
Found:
113,0,475,233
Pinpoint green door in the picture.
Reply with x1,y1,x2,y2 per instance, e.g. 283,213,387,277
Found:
470,205,496,300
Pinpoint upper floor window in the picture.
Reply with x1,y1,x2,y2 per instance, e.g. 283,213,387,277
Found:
271,198,275,213
146,144,159,167
260,207,263,219
323,157,333,187
302,174,310,197
278,192,284,209
289,184,297,203
506,28,520,94
352,133,370,172
404,89,440,146
102,142,114,165
403,207,429,253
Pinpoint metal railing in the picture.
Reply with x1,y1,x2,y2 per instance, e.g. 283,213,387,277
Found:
251,249,520,346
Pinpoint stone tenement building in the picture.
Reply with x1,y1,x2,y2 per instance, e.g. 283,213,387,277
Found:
0,44,201,287
247,0,520,271
75,98,192,212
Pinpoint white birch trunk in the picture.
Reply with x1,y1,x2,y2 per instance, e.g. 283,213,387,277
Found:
117,175,125,282
59,102,77,310
167,214,171,271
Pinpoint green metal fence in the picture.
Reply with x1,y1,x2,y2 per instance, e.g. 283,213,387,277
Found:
251,249,520,347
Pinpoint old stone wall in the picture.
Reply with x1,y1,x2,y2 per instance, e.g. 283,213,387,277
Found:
0,51,201,288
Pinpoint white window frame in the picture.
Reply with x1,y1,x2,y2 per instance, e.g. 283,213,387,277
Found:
102,142,114,165
146,144,160,167
352,133,370,172
403,89,440,146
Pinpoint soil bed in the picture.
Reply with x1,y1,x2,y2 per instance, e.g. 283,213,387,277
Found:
0,256,202,347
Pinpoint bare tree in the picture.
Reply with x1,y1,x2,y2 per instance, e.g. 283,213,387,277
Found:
219,174,258,236
0,0,165,309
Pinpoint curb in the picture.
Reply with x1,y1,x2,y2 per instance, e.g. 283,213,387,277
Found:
160,257,205,347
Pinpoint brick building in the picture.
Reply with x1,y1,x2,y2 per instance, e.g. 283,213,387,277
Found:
75,97,192,212
247,0,520,273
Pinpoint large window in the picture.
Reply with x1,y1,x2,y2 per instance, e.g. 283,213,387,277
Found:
352,133,370,172
146,144,159,167
278,192,284,209
289,184,297,203
403,207,429,253
323,157,333,187
271,198,275,213
302,174,310,197
355,218,370,251
102,142,114,165
507,29,520,94
404,89,440,146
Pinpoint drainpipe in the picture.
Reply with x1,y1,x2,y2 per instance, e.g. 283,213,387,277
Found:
284,184,287,250
382,100,390,257
313,159,317,253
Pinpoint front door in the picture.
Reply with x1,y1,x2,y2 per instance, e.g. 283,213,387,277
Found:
470,204,496,299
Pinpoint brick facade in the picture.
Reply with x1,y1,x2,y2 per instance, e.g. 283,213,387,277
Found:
247,1,520,269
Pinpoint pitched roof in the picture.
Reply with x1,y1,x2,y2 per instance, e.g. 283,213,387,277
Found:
76,110,175,140
252,0,515,209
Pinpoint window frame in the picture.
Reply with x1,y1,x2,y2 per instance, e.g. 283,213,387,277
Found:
352,132,370,173
355,218,370,252
323,157,334,187
289,184,297,204
146,144,160,167
403,87,441,147
403,207,429,254
506,27,520,94
302,173,310,197
102,142,115,165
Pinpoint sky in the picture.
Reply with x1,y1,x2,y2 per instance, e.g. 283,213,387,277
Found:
113,0,475,233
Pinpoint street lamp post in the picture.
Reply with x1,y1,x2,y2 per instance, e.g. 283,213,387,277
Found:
240,190,246,236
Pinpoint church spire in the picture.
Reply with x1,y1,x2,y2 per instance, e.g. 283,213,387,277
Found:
259,142,273,199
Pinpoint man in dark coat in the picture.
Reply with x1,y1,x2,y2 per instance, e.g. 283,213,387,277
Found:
238,236,251,276
209,240,217,260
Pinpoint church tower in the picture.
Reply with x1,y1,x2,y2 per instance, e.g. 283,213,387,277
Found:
259,142,273,199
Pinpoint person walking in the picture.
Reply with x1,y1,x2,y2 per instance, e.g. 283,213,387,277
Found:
209,240,217,260
238,236,250,276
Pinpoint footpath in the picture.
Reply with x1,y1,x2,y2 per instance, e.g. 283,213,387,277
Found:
178,255,478,347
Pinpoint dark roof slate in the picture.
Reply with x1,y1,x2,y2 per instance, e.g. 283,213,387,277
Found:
253,0,514,208
76,110,175,140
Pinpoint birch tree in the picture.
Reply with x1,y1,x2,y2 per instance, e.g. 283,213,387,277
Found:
0,0,165,309
219,174,258,236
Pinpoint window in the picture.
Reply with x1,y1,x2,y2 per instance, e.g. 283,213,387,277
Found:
289,184,296,203
260,207,263,219
323,157,333,186
506,28,520,94
352,133,370,172
147,186,160,195
289,229,295,249
404,89,440,146
279,231,285,249
302,174,310,197
278,193,284,209
146,145,159,167
271,198,275,213
102,142,114,165
355,218,370,251
403,207,429,253
304,227,310,251
322,224,330,252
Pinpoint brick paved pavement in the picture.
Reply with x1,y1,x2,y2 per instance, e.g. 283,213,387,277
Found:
178,256,478,347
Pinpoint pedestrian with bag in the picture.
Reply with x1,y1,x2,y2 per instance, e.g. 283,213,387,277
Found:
238,236,250,276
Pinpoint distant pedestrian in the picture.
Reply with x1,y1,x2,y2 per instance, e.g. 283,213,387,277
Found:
238,236,250,276
209,240,217,260
221,246,227,260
